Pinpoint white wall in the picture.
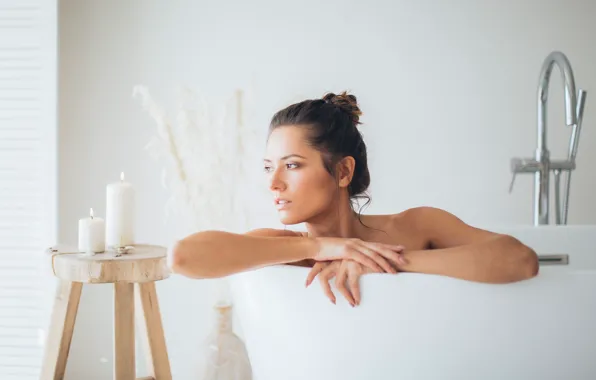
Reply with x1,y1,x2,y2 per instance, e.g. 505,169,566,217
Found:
58,0,596,378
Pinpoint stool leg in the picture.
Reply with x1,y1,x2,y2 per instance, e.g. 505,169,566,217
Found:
114,282,136,380
40,280,83,380
135,282,172,380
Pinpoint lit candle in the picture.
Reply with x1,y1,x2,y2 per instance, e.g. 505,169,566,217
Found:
105,172,135,247
78,208,105,254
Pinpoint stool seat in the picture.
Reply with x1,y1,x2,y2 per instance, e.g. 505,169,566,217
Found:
41,244,173,380
49,244,170,283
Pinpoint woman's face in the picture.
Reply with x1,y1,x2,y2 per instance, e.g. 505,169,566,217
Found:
264,126,337,225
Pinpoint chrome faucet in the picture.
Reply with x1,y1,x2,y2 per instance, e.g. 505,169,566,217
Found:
509,51,587,225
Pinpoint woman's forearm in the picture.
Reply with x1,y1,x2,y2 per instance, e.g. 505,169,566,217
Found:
398,235,539,284
168,230,317,279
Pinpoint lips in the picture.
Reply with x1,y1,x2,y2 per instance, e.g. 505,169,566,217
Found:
274,198,292,209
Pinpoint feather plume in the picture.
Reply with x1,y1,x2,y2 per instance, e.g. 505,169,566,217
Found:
133,85,261,236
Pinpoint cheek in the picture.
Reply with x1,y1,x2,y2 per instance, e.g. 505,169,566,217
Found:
291,169,335,199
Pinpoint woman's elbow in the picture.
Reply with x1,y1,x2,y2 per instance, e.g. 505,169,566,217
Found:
522,245,540,279
167,240,214,279
167,240,188,274
506,236,539,281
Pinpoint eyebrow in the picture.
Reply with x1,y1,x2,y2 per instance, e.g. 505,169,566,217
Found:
263,154,307,163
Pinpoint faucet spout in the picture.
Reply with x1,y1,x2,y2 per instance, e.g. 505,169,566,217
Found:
537,51,578,152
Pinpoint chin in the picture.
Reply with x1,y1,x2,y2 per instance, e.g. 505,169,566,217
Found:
277,211,305,226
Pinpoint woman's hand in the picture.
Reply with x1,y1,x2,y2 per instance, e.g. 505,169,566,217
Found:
305,260,387,307
311,237,406,274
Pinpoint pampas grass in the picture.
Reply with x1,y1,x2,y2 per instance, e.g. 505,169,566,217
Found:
133,85,261,236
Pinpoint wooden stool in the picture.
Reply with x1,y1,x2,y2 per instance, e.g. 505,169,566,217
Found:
40,244,172,380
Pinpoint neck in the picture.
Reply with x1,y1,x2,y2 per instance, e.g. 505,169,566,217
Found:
304,192,363,239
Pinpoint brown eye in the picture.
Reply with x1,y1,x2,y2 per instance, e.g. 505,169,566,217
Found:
286,163,299,169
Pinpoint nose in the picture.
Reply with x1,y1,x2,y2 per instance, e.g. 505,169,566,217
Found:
268,168,286,192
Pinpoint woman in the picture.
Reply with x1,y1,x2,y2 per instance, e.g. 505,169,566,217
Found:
168,91,539,307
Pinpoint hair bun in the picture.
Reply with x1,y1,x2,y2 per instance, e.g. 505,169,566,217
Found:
322,91,362,126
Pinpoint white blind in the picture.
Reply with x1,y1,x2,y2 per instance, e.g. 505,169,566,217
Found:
0,1,57,379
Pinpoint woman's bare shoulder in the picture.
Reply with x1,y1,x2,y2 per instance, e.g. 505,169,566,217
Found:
386,206,443,224
244,228,307,238
362,207,438,249
362,207,426,227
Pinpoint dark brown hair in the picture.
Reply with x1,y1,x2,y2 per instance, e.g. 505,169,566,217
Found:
268,91,374,224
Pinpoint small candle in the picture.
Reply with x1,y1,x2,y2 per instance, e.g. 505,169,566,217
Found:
105,172,135,247
78,208,105,254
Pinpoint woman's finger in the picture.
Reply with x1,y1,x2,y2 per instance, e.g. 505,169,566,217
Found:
347,268,361,306
318,266,337,304
355,243,397,274
366,242,407,267
377,243,408,265
381,243,405,251
335,262,355,307
306,262,327,287
346,248,384,272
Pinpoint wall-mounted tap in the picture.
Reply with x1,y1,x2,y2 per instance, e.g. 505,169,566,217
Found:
509,51,587,226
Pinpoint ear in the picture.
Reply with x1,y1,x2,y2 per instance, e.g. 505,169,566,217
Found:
336,156,356,189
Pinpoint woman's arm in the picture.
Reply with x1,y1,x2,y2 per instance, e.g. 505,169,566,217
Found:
246,229,316,268
396,207,539,284
168,229,317,279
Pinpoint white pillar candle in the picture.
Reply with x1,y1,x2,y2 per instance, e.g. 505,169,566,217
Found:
78,208,105,254
106,172,135,247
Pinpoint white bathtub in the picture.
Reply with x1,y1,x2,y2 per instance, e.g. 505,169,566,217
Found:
229,225,596,380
